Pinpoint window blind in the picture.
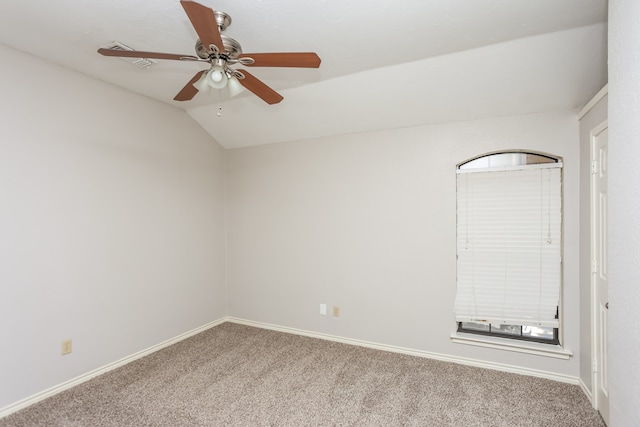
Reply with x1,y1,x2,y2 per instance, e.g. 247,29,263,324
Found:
454,165,562,328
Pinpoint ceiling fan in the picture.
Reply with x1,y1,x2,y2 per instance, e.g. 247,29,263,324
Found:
98,0,321,105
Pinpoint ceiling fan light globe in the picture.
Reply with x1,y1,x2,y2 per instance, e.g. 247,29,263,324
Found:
228,76,245,97
211,71,223,83
207,66,228,89
193,71,211,93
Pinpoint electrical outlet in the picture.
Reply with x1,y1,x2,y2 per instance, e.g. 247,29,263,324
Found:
61,339,72,355
320,304,327,315
333,306,340,317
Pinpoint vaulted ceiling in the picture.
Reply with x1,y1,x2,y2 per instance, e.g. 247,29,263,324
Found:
0,0,607,148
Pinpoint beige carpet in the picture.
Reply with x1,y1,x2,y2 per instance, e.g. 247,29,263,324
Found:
1,323,605,426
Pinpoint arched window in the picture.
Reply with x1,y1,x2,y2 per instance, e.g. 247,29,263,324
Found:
455,151,562,344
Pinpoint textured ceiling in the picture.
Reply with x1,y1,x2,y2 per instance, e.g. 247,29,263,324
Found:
0,0,608,148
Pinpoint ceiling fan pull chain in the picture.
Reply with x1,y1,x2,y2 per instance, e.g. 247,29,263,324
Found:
216,88,223,118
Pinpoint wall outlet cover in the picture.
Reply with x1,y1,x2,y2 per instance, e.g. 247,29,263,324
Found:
61,339,72,355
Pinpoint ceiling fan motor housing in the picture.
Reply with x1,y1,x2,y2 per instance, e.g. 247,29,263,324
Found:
195,35,242,60
194,10,238,59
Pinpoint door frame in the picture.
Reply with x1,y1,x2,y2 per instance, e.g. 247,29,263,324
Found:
590,119,608,417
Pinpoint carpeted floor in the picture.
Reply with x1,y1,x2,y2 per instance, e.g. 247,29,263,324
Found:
0,323,605,426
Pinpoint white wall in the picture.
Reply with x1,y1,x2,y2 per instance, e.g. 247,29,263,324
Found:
227,110,581,377
578,89,608,393
0,44,226,410
608,1,640,424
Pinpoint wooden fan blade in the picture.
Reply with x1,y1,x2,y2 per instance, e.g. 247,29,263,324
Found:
180,0,224,54
239,52,321,68
174,70,206,101
237,70,283,105
98,48,198,61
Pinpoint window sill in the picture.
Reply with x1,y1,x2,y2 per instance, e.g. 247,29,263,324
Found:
450,332,573,359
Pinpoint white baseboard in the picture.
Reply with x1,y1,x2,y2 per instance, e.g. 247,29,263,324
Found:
0,317,226,419
579,378,594,406
227,317,581,386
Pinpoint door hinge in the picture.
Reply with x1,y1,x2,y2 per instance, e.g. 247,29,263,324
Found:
591,160,599,174
591,259,597,274
593,358,598,373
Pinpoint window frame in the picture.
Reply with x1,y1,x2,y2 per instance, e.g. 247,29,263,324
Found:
457,319,559,346
454,151,563,347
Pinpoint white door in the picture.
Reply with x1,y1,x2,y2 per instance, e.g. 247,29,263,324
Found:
592,124,609,425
